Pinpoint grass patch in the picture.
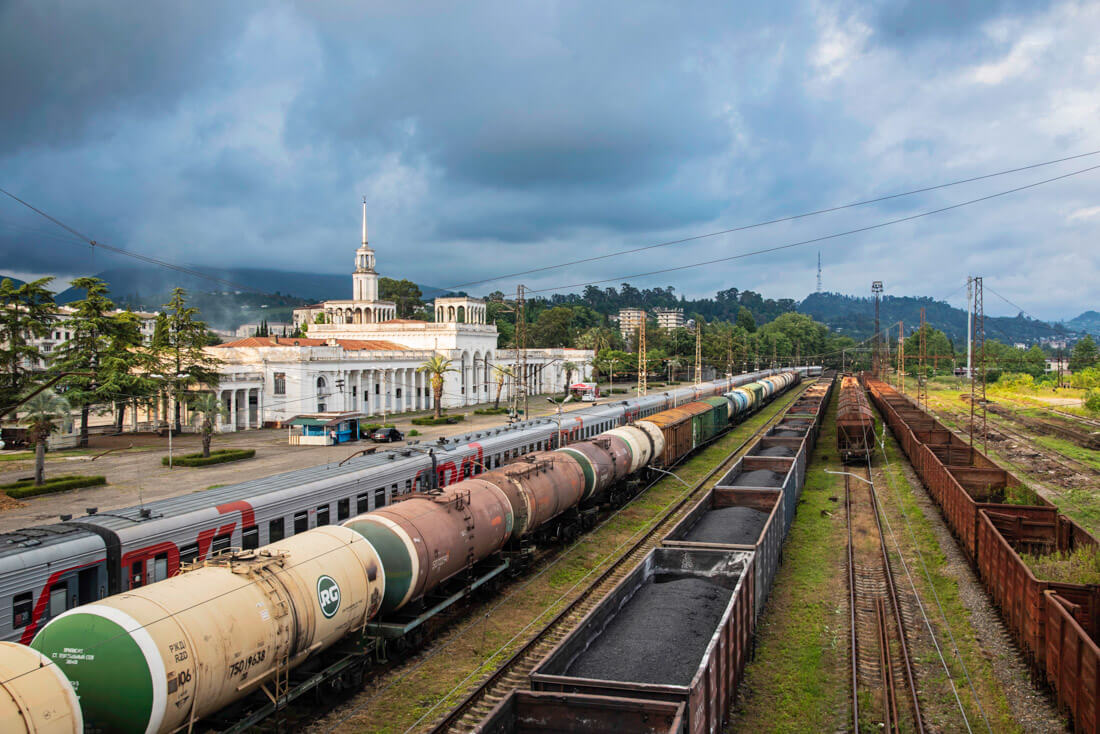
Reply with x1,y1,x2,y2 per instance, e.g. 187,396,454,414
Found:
1022,547,1100,585
474,407,509,415
1,475,106,498
411,414,465,426
1033,435,1100,472
0,451,34,463
163,448,255,467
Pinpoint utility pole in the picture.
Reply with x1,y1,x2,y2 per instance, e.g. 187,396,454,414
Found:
637,322,647,396
969,277,986,455
515,285,528,418
918,307,927,410
872,281,883,379
966,276,973,380
694,322,702,384
897,322,904,394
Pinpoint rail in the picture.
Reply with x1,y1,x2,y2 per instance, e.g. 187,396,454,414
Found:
427,380,814,732
846,460,925,733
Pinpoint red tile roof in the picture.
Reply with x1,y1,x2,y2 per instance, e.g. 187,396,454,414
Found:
214,336,409,350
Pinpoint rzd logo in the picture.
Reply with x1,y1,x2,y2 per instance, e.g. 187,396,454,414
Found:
317,575,341,618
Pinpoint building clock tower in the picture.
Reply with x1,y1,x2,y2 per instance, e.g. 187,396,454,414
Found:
353,197,378,302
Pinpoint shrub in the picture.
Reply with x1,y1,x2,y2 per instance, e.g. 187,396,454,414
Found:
407,429,420,436
1,475,106,498
1085,389,1100,416
411,414,465,426
1023,546,1100,585
609,388,629,394
163,448,255,467
361,423,382,433
474,407,509,415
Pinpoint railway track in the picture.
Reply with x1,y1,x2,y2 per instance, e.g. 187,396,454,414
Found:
424,381,814,733
1049,408,1100,430
846,461,925,733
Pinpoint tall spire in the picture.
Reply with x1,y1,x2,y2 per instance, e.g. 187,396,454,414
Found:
361,196,368,246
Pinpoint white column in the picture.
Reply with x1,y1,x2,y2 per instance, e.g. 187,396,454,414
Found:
230,389,238,432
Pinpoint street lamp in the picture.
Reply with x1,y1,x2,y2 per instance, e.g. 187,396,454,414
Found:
152,372,190,469
546,395,573,447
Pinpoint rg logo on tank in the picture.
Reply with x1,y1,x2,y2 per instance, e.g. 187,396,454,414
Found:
317,575,341,618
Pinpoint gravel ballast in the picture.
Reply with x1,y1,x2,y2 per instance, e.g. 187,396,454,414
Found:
684,506,770,545
565,576,733,686
730,469,783,487
758,445,794,457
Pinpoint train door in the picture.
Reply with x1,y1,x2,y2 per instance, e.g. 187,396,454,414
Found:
78,566,99,604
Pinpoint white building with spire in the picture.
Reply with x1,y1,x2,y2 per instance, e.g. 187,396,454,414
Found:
207,201,592,431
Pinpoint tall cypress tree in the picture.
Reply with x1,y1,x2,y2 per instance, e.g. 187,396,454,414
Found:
155,288,222,432
0,277,56,410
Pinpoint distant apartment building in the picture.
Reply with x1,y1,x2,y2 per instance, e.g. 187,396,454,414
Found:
653,307,685,331
15,305,160,369
618,308,646,339
1045,357,1071,373
236,322,292,338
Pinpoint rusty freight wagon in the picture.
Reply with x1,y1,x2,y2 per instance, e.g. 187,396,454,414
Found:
836,375,876,463
530,548,754,734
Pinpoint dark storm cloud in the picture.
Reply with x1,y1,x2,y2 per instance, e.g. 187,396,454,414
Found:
0,1,250,154
869,0,1051,44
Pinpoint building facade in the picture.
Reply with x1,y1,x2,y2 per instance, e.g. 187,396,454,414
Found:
653,307,685,330
618,308,646,339
209,202,592,428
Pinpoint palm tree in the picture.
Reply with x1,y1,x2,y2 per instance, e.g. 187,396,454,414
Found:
418,356,457,419
491,363,515,409
189,392,226,458
22,390,71,486
561,361,578,395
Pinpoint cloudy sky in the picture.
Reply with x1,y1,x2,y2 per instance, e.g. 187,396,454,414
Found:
1,0,1098,320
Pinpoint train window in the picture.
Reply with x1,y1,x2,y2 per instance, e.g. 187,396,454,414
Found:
316,505,330,526
391,483,398,498
180,544,200,565
374,488,386,509
49,585,67,617
294,511,308,534
130,562,145,589
153,554,168,582
337,498,350,521
357,493,370,514
405,479,413,492
12,592,32,628
242,526,260,550
211,533,233,555
269,519,285,543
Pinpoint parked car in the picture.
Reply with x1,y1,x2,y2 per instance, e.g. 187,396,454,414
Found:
370,427,404,443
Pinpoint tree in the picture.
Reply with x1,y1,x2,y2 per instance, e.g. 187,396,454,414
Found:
189,392,226,458
22,390,70,486
491,363,515,409
561,361,578,393
736,306,756,333
1071,336,1098,372
531,307,575,347
51,278,146,447
1085,388,1100,416
0,277,56,409
379,278,424,318
156,288,223,432
418,355,456,419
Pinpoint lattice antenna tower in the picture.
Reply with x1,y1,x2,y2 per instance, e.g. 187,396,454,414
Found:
918,307,928,409
897,321,904,393
816,251,822,293
872,281,883,378
969,277,986,455
694,322,703,384
637,321,647,396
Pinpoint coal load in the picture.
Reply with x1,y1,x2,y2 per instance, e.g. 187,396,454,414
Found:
684,506,769,545
758,445,794,457
730,469,783,487
565,577,732,686
773,430,801,437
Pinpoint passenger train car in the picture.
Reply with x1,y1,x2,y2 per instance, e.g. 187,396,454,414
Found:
0,369,817,645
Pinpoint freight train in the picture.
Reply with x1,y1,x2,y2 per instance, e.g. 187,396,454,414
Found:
0,372,803,734
835,375,876,462
0,369,821,647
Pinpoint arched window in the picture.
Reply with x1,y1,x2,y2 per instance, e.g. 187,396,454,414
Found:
457,306,466,323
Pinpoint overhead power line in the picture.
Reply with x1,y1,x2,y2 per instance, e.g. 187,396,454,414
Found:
0,187,271,296
520,162,1100,295
443,149,1100,291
